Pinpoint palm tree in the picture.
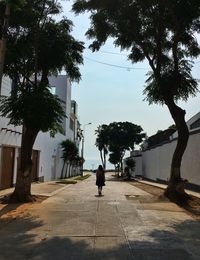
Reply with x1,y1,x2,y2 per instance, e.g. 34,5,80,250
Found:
60,139,78,179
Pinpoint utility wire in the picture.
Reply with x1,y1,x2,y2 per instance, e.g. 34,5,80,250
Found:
99,50,127,56
83,56,148,70
93,49,200,64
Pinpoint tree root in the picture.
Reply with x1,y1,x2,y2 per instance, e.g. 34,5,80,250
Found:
164,185,191,206
3,193,37,203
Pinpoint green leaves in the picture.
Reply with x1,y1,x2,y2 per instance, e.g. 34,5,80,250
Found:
0,88,65,135
61,139,79,162
95,121,145,166
38,18,84,81
3,1,84,82
73,0,200,103
144,60,198,104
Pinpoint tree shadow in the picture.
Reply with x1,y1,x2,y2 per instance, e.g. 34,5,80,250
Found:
0,209,199,260
0,193,23,218
126,219,200,260
0,203,21,218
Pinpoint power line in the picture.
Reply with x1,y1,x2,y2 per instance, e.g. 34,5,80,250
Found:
99,50,127,56
91,49,200,64
83,56,148,70
98,50,200,64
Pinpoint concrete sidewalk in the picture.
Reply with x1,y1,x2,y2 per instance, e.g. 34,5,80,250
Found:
0,180,72,198
0,173,200,260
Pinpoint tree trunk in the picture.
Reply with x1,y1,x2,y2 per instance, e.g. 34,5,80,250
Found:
164,99,190,202
61,161,66,179
103,149,106,170
116,166,119,177
120,158,123,177
65,163,70,178
0,1,10,91
10,126,39,202
100,150,104,167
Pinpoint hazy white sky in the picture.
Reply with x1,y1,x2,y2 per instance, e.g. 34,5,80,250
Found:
61,1,200,168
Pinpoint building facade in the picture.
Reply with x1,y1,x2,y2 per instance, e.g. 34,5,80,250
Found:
0,75,81,190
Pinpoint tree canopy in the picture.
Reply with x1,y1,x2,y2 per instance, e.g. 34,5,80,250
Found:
3,1,84,82
96,121,144,171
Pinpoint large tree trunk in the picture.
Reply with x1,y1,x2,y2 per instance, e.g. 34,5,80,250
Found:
0,1,10,91
10,126,39,202
164,98,190,202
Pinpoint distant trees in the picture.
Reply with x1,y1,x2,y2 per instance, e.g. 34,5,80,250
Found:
95,124,109,169
125,158,135,171
61,139,82,178
73,0,200,201
108,150,122,176
95,121,144,174
0,0,84,202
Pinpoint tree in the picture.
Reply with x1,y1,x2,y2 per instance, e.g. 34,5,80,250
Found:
60,139,79,178
125,158,135,171
108,150,122,177
0,0,84,202
108,122,144,173
125,158,135,179
73,0,200,201
95,124,109,169
96,121,144,175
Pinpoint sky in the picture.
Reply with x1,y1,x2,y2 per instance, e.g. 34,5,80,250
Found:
61,1,200,170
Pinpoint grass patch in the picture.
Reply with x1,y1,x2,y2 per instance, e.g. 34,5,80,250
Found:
56,179,77,185
74,174,91,181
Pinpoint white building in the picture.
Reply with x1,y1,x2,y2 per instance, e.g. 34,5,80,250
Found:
141,112,200,191
0,75,80,190
124,112,200,191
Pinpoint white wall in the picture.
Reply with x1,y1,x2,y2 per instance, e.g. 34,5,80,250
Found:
48,75,74,141
142,132,200,186
133,156,143,176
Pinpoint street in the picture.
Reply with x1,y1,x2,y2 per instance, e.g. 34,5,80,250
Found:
0,173,200,260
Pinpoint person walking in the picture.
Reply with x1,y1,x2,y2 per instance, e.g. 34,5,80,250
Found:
96,165,105,196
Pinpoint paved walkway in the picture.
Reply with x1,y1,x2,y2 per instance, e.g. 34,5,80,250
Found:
0,180,68,198
0,173,200,259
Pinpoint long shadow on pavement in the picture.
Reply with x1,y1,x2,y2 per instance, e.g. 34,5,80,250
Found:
0,211,199,260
